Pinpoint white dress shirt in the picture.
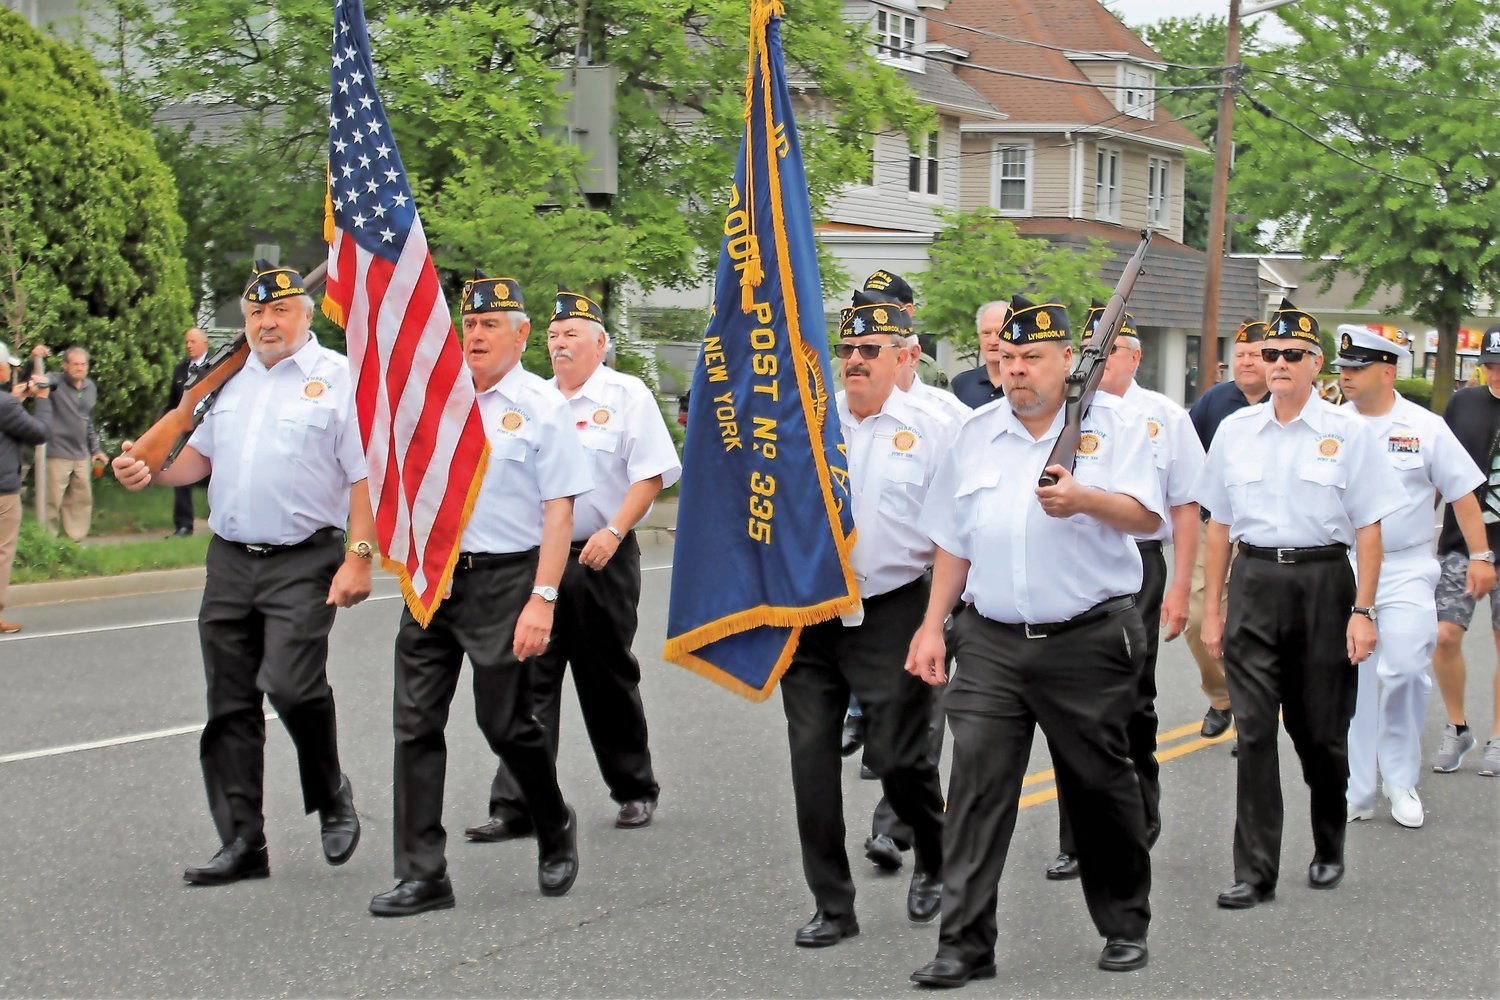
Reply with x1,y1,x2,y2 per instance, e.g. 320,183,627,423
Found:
1194,393,1403,546
1341,392,1484,552
460,365,593,554
905,377,971,426
189,336,368,545
551,365,682,541
839,387,958,599
921,392,1164,624
1122,380,1206,544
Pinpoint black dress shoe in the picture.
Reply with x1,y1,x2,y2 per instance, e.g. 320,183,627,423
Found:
183,838,269,886
169,526,193,538
1045,853,1080,880
1097,938,1148,971
538,806,579,897
1216,881,1275,909
319,774,360,866
1308,861,1345,889
1201,707,1233,739
910,955,997,988
369,877,455,916
841,714,866,757
864,833,904,871
794,910,859,947
615,799,656,829
907,872,943,923
464,815,534,842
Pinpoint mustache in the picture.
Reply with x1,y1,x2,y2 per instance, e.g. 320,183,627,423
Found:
550,349,574,361
844,365,869,378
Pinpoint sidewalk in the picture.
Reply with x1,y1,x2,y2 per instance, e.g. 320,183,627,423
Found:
8,500,677,608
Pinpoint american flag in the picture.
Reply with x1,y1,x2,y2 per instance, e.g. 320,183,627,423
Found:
323,0,488,626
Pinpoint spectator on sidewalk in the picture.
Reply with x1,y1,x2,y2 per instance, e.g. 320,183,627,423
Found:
0,343,52,633
166,328,210,537
41,345,105,541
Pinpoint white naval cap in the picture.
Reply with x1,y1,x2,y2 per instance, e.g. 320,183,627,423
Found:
1334,324,1409,368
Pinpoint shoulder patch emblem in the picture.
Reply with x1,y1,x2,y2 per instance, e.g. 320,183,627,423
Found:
1318,436,1340,457
893,429,917,452
1078,432,1101,455
501,410,524,432
592,407,611,425
303,380,326,399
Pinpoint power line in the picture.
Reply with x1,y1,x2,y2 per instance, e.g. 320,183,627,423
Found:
915,10,1228,72
1239,90,1433,189
1243,63,1500,106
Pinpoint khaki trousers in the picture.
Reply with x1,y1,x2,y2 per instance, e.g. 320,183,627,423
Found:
0,493,20,611
1185,524,1233,711
45,457,92,541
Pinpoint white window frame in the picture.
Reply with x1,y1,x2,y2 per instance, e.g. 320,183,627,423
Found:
1095,145,1121,223
1119,65,1155,119
1147,156,1170,229
908,130,940,199
992,141,1032,215
874,7,920,69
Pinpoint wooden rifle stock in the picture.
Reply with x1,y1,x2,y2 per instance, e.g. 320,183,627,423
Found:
123,262,328,475
1039,231,1153,486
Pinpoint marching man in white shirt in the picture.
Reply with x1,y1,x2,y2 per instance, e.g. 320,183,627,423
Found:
1334,326,1494,827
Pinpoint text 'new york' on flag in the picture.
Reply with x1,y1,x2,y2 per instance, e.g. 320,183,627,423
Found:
663,0,858,701
322,0,489,627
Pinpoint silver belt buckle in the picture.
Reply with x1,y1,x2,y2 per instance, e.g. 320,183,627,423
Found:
1276,547,1295,564
244,543,272,555
1024,622,1047,640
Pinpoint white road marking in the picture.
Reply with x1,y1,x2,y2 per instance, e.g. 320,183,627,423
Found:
0,712,278,765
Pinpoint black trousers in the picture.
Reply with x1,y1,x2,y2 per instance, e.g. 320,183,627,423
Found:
198,532,346,847
486,534,657,823
1223,552,1356,890
172,484,199,532
780,577,945,916
392,549,569,881
1057,541,1166,854
938,604,1151,965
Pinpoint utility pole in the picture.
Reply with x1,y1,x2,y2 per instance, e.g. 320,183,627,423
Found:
1196,0,1241,399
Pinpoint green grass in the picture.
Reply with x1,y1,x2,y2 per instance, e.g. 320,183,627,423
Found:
83,476,207,536
10,521,210,583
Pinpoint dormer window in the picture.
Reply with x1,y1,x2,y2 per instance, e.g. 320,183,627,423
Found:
1119,65,1154,118
875,7,919,67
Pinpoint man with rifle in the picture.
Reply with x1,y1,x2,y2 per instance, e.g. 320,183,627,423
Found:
113,260,373,886
906,278,1163,984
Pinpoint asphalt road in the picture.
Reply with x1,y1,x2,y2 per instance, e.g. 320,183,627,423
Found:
1,550,1496,998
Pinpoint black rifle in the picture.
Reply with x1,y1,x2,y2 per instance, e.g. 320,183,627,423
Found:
1039,231,1153,486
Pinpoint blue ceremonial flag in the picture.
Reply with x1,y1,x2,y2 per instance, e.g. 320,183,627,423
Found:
663,0,858,702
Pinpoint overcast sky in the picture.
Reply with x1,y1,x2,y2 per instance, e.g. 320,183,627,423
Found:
1106,0,1298,42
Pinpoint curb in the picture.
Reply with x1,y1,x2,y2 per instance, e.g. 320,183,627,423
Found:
7,526,676,608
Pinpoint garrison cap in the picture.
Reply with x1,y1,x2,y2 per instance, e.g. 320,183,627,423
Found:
839,290,913,339
1234,319,1270,344
1082,298,1136,338
552,287,604,326
1004,294,1069,345
1334,325,1409,368
243,259,307,303
863,269,914,306
460,270,525,314
1268,298,1321,346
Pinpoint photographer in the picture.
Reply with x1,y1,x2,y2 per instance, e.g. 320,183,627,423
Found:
0,343,51,633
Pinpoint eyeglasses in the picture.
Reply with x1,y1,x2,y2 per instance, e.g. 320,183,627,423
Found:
834,342,904,360
1261,348,1313,364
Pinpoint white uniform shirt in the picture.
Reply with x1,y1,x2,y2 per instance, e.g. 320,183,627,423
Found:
189,336,368,545
552,365,682,541
921,392,1164,624
460,365,593,554
1122,380,1206,543
1341,392,1484,552
905,377,971,426
838,388,958,599
1194,394,1403,546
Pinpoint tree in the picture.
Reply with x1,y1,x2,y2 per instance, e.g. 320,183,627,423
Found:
1137,14,1268,253
915,210,1114,362
0,11,192,432
1233,0,1500,409
94,0,930,326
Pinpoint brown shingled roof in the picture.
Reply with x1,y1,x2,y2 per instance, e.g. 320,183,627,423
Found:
929,0,1205,150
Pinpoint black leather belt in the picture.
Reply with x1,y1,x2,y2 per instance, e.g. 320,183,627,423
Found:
993,594,1137,640
1241,543,1348,565
454,549,535,572
232,526,343,557
1136,540,1163,553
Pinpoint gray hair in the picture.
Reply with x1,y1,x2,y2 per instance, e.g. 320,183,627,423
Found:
63,346,89,362
975,300,1009,329
239,294,317,318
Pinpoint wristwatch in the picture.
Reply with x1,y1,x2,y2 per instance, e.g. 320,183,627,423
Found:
349,540,374,560
1352,605,1378,621
1470,550,1496,564
531,585,559,603
605,525,624,541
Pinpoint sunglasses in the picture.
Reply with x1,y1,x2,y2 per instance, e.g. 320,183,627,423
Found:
1260,348,1313,364
834,342,904,360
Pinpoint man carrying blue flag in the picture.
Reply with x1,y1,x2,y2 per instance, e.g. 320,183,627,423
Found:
781,297,952,948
